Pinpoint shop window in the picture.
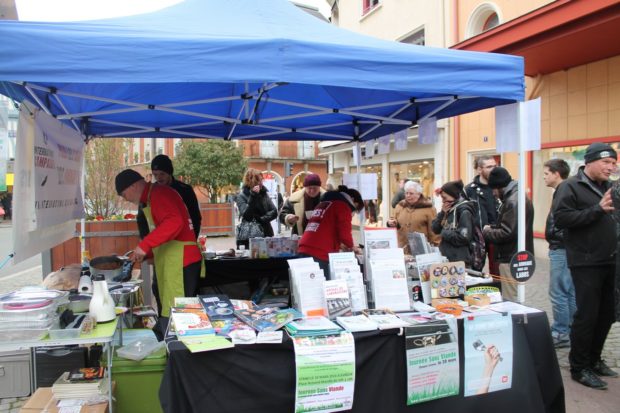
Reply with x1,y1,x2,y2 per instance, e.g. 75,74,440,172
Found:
260,140,278,158
531,142,620,235
389,160,435,208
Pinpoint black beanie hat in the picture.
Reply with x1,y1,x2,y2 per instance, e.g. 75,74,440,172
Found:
440,180,464,199
488,167,512,189
151,154,174,175
584,142,617,164
115,169,143,195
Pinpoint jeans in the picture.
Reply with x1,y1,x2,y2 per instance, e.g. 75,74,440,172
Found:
548,249,576,336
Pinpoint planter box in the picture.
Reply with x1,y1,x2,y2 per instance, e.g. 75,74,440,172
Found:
50,220,140,271
200,202,235,236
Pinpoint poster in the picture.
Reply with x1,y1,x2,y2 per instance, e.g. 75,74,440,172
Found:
342,173,377,200
293,332,355,413
12,105,84,264
406,318,459,404
463,313,513,397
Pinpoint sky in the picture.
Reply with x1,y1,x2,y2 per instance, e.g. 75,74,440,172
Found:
15,0,330,21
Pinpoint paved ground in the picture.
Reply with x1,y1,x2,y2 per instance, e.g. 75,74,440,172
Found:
1,227,619,411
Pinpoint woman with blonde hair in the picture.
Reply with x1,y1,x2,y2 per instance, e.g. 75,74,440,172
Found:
387,181,439,254
235,168,277,248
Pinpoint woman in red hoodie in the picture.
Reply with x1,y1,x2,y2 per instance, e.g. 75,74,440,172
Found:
298,185,364,278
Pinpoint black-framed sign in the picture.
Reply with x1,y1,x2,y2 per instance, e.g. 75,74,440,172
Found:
509,250,536,282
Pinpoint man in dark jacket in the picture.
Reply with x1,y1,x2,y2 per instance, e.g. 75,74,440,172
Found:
543,159,575,349
482,167,534,302
466,155,500,274
554,142,619,389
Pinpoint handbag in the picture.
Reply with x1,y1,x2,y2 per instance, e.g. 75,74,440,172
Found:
236,219,265,241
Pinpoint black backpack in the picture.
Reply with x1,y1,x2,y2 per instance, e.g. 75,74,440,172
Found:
453,200,486,271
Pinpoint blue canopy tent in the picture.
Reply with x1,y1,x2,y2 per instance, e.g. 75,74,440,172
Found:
0,0,524,142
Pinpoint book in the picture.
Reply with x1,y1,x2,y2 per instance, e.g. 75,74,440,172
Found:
68,367,105,382
179,335,235,353
324,279,352,319
234,305,302,332
284,316,343,337
170,307,215,336
199,294,236,321
174,297,202,309
52,372,108,400
336,315,378,332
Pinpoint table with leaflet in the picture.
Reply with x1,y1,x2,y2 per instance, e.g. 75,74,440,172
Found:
159,312,564,413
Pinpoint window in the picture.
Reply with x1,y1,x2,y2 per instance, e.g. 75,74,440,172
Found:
297,141,315,159
363,0,380,15
400,28,425,46
260,140,278,158
155,138,164,156
466,4,502,38
389,160,435,205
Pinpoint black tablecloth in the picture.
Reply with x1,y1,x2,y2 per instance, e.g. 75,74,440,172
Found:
200,257,292,287
159,312,565,413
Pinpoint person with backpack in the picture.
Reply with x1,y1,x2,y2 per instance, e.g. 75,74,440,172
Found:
431,180,479,268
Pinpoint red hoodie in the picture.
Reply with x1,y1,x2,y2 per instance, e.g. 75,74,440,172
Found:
298,193,354,262
137,183,202,267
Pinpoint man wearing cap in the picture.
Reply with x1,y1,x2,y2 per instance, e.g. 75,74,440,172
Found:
554,142,618,389
280,173,325,236
137,154,201,240
482,166,534,302
115,169,204,323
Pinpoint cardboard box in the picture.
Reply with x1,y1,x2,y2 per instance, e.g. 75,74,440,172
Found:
20,387,110,413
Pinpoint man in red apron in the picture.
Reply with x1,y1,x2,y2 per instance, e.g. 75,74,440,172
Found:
115,169,204,322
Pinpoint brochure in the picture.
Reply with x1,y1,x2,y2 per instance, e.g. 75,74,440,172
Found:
463,313,513,397
324,279,353,319
173,297,202,309
293,332,356,413
405,318,460,404
180,335,235,353
362,309,410,330
257,331,284,344
336,315,378,332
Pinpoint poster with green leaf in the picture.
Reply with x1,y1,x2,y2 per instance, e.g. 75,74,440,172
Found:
405,318,459,404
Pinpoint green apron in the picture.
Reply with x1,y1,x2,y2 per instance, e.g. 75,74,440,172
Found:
143,186,205,317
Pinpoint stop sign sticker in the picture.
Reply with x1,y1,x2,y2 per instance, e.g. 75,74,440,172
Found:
509,250,536,282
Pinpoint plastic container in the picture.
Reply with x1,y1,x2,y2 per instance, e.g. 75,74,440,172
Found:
0,327,50,342
0,350,31,398
116,339,164,361
49,322,85,339
105,330,166,413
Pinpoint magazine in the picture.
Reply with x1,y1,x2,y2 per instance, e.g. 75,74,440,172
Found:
199,294,236,321
234,305,302,332
170,307,215,336
362,309,410,330
324,279,352,319
336,315,378,332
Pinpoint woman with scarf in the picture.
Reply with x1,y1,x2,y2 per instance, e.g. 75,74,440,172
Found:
431,180,476,266
387,181,439,254
235,168,277,249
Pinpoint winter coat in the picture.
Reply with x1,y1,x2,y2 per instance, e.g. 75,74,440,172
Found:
431,198,475,266
611,180,620,322
545,187,564,250
298,191,356,261
465,175,499,227
391,198,439,255
483,181,534,263
235,185,277,238
279,187,326,235
554,166,616,268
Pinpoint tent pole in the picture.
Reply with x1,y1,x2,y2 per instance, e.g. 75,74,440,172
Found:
517,103,526,304
80,149,86,263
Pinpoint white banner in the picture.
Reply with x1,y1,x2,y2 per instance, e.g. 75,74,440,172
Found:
12,105,84,265
418,117,438,145
495,98,541,153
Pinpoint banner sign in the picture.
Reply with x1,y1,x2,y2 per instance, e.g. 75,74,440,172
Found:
0,102,8,191
12,105,84,265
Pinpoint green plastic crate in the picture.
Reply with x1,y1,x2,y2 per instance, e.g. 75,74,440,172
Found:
108,330,167,413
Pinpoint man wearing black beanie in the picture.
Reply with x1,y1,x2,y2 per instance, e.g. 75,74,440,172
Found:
554,142,618,388
483,167,534,302
141,154,201,240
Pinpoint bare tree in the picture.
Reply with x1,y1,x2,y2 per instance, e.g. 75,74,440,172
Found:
84,138,128,218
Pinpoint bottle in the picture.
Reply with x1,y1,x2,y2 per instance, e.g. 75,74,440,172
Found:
89,274,116,323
